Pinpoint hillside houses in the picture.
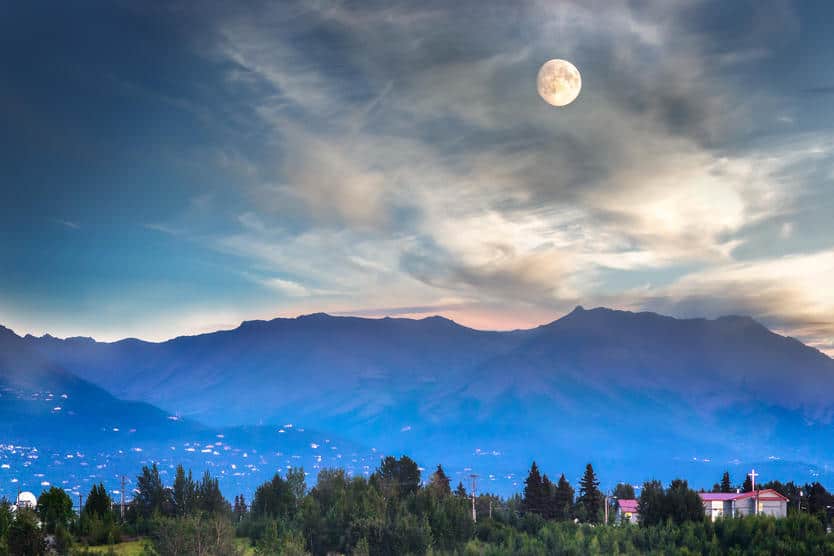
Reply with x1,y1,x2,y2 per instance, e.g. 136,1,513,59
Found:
616,489,789,524
700,489,789,520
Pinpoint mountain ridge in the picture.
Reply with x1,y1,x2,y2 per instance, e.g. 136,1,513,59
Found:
11,307,832,363
6,306,834,496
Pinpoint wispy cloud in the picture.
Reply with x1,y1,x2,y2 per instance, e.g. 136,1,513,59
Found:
149,0,832,352
8,0,832,352
54,219,80,230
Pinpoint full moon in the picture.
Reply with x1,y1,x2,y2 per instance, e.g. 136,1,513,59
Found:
537,59,581,107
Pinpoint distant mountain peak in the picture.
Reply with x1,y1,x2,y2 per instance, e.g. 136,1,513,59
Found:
297,312,334,320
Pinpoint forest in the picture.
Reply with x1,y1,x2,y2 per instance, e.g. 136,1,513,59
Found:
2,456,834,555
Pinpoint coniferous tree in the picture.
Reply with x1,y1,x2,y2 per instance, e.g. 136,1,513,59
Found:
806,482,834,516
7,509,46,556
742,474,753,493
522,461,545,515
83,483,112,518
252,473,296,519
37,487,74,534
637,480,665,527
554,474,574,521
375,455,421,498
233,494,248,522
136,463,172,517
454,482,467,498
196,470,227,515
721,471,732,493
577,463,603,523
612,483,636,500
666,479,705,524
172,465,196,516
429,464,452,497
541,474,555,519
285,467,307,505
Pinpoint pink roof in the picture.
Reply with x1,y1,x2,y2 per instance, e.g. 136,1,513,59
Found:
699,492,741,501
699,489,788,502
618,499,639,512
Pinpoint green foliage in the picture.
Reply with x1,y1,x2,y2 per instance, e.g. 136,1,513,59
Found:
553,474,574,521
254,520,281,555
638,478,704,527
78,482,121,545
148,514,241,556
7,509,46,556
637,480,665,527
14,455,834,555
742,474,753,493
460,513,834,555
196,470,228,516
172,465,196,517
522,462,545,516
720,471,733,494
37,486,74,534
136,463,173,518
78,510,122,546
428,465,451,498
372,455,421,499
576,463,603,524
0,499,11,555
285,467,307,504
84,484,113,519
251,472,297,520
232,494,248,524
613,483,636,500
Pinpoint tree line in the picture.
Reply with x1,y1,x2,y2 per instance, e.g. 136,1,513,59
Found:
2,457,834,555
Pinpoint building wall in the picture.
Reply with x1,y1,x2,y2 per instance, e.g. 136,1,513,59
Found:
735,498,755,517
758,500,787,518
704,500,726,521
617,509,640,524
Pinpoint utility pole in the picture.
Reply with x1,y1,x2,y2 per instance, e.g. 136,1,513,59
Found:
120,475,126,519
78,493,83,515
470,474,479,523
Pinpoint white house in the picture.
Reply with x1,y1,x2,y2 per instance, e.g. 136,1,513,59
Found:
699,489,788,520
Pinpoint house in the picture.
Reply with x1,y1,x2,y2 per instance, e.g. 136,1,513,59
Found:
616,498,640,524
699,489,788,520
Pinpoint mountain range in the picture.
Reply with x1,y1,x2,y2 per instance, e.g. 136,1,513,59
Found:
4,307,834,498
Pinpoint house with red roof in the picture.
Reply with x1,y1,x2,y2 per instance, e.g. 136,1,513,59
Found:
699,489,788,520
615,498,640,524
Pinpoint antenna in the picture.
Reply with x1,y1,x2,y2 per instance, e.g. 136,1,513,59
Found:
120,475,126,519
469,474,479,523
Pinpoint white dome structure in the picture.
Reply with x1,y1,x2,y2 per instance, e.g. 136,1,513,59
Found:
16,491,37,509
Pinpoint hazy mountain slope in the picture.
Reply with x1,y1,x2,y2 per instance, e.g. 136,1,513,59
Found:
13,308,834,493
0,324,194,442
26,314,531,425
0,324,376,500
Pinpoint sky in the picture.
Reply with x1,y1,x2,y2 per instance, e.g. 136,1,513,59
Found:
2,0,834,354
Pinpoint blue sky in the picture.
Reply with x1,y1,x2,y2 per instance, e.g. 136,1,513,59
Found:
2,1,834,353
